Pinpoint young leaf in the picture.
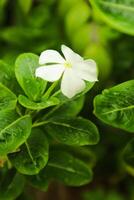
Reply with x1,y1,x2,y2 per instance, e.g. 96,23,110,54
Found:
0,173,25,200
9,128,49,175
0,83,17,112
90,0,134,35
0,114,32,155
15,53,47,101
94,80,134,132
123,139,134,176
29,150,93,187
45,117,99,146
18,94,59,110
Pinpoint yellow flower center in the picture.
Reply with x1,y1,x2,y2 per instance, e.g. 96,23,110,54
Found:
64,62,72,68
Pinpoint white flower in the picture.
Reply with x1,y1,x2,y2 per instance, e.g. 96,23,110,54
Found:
36,45,98,98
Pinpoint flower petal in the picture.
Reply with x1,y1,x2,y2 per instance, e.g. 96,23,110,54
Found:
73,59,98,82
61,45,83,64
39,50,65,65
61,69,85,98
36,64,65,82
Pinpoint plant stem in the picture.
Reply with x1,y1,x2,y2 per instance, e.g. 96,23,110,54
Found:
32,120,50,128
43,81,58,99
16,105,22,116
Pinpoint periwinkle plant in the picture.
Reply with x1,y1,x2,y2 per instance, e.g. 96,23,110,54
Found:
0,45,99,199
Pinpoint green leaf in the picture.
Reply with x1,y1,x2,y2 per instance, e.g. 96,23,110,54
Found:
9,128,49,175
45,117,99,146
90,0,134,35
29,150,93,187
123,139,134,176
46,96,84,119
94,80,134,132
65,2,90,36
0,173,25,200
0,60,14,88
0,60,22,95
83,189,125,200
28,173,49,192
18,94,59,110
18,0,32,14
50,144,96,168
15,53,47,101
0,83,17,112
0,0,8,8
0,114,32,155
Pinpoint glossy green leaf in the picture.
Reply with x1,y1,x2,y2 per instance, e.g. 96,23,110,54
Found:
29,150,92,187
46,96,84,119
0,173,25,200
45,117,99,146
0,114,32,155
0,60,14,88
94,80,134,132
15,53,47,101
18,94,59,110
90,0,134,35
9,128,49,175
0,83,17,112
0,60,22,95
123,139,134,176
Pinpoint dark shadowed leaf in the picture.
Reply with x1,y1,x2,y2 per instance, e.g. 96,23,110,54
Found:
0,172,25,200
123,139,134,176
29,150,93,188
46,96,85,119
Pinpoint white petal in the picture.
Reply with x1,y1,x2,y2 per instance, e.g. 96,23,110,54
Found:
39,50,65,65
35,64,65,82
61,69,85,98
61,45,83,65
73,59,98,82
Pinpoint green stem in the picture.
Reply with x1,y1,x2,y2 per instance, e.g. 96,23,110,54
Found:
42,81,58,99
16,106,22,116
32,120,50,128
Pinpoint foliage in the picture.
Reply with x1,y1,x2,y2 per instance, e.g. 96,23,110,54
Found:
0,0,133,199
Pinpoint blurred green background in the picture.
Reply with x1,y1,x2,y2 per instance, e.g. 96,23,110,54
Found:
0,0,134,199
